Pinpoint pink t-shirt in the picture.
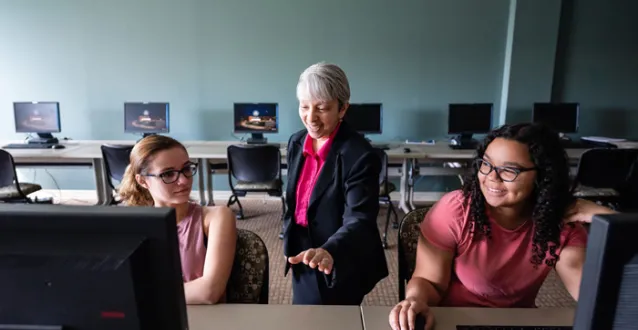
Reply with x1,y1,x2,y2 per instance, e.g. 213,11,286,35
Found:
421,190,587,308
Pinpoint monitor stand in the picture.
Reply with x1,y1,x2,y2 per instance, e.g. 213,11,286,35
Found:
142,133,157,138
27,133,59,145
246,133,267,144
449,133,479,150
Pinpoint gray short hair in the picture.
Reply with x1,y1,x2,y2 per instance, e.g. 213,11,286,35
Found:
296,62,351,108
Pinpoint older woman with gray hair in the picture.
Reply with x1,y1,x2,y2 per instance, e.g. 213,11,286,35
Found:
282,62,389,305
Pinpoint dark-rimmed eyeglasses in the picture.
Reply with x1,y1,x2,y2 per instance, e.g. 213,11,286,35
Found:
143,163,198,184
474,159,536,182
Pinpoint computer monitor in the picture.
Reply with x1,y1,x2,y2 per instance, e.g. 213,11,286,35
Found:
447,103,493,149
343,103,383,135
13,102,62,144
573,212,638,330
233,103,278,144
0,204,188,330
532,102,579,136
124,102,170,138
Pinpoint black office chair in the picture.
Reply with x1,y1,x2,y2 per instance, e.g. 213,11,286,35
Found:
226,144,285,220
570,148,638,210
101,144,134,205
0,149,47,203
374,148,399,249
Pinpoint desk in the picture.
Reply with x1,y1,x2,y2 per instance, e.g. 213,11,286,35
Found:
361,306,574,330
187,304,363,330
1,139,608,210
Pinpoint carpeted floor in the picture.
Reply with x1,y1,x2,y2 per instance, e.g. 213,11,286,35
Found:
54,192,575,307
225,199,576,308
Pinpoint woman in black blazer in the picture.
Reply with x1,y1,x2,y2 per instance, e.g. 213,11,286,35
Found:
283,62,389,305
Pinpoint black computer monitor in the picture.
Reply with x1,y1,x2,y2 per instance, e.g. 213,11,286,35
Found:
447,103,493,149
124,102,170,138
13,102,62,144
343,103,383,135
0,204,188,330
532,102,579,135
573,212,638,330
233,103,278,144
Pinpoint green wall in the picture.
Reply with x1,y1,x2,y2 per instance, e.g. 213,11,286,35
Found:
0,0,636,192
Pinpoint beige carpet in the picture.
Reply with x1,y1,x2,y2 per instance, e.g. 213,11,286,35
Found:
54,193,575,307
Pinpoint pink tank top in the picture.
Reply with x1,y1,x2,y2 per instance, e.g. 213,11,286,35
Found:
176,202,207,282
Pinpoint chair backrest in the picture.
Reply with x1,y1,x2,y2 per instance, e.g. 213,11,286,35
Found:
372,148,388,185
227,144,281,183
397,207,430,301
0,150,19,188
101,144,134,189
572,148,638,190
225,229,269,304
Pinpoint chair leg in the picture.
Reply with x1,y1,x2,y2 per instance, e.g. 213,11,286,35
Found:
227,195,244,220
389,201,399,229
279,196,286,240
382,202,391,249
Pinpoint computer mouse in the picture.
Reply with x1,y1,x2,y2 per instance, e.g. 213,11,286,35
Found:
403,147,411,153
414,313,426,330
51,144,65,149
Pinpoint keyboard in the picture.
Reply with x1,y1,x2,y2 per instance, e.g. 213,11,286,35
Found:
457,326,572,330
2,143,63,149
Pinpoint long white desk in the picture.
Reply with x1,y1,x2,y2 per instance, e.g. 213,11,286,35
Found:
361,306,575,330
187,304,363,330
3,139,627,211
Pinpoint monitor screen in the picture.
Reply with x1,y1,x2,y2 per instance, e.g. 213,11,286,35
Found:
532,103,579,133
124,102,170,134
343,103,382,134
13,102,61,133
448,103,493,134
233,103,278,133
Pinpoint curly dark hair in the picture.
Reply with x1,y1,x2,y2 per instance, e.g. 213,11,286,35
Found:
461,123,574,267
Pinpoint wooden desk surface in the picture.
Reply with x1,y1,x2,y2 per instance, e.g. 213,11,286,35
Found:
187,304,363,330
361,306,574,330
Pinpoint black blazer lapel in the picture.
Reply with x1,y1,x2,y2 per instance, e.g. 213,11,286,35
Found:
308,125,348,210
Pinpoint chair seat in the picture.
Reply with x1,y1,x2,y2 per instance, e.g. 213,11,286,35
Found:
573,185,619,197
0,183,42,199
380,181,396,196
235,180,282,191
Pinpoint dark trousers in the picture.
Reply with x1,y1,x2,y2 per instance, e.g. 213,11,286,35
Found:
289,223,364,306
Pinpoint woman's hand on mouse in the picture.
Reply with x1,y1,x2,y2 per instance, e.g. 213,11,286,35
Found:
389,297,434,330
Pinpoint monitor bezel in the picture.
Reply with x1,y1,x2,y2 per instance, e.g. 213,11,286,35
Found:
345,103,383,135
232,102,279,134
123,102,171,134
447,103,493,135
532,102,580,133
13,101,62,134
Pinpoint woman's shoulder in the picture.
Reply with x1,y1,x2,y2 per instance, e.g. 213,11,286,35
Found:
425,190,471,229
201,205,237,230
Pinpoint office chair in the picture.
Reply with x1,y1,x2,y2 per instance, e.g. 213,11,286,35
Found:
225,229,269,304
0,149,47,203
398,207,429,301
226,144,285,220
101,144,134,205
571,148,638,210
374,148,399,249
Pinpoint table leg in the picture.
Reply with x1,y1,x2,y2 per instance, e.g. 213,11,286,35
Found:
205,161,215,206
92,158,107,205
408,159,417,210
399,159,412,213
197,158,207,206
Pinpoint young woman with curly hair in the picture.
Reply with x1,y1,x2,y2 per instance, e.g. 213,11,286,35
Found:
389,123,615,330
